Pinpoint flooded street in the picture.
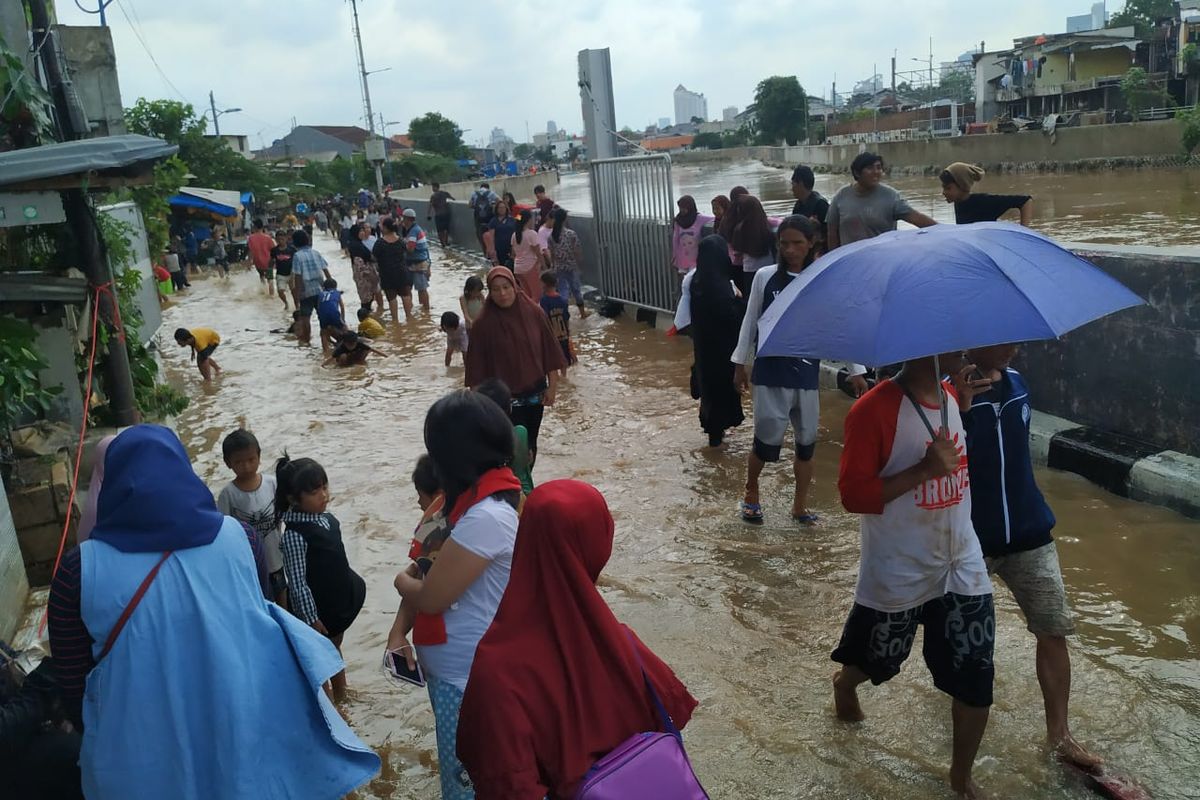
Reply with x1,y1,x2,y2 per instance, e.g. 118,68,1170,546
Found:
159,233,1200,799
554,161,1200,248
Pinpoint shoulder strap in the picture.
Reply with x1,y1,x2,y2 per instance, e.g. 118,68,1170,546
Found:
98,550,173,661
897,380,942,440
623,628,681,740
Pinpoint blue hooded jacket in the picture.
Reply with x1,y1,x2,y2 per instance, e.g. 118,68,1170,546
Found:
961,369,1056,558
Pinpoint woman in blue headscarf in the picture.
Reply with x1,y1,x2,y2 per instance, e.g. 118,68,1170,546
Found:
47,425,379,800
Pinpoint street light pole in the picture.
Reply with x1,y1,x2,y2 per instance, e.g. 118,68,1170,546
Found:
348,0,384,194
208,91,242,136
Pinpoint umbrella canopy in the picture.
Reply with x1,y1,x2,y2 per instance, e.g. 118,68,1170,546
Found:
756,222,1144,366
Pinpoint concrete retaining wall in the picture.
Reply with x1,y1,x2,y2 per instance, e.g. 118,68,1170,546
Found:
676,120,1187,171
389,171,560,205
0,485,28,644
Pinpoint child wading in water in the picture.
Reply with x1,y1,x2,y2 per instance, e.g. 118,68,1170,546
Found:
216,429,286,605
276,455,366,700
440,311,468,367
323,331,385,367
475,378,534,496
459,275,485,330
539,270,574,376
174,327,222,382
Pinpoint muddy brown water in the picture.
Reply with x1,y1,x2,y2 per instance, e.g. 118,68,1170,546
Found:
554,161,1200,248
159,233,1200,799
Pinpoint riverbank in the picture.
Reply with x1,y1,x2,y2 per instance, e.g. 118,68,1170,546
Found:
674,119,1197,174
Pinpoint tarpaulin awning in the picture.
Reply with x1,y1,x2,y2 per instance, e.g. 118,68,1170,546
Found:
0,134,178,190
169,186,243,217
240,191,254,206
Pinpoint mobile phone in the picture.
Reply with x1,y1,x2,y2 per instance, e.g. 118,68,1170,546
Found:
416,556,433,576
386,649,426,687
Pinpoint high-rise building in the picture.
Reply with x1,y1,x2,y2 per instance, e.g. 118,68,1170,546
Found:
546,120,557,136
673,85,708,124
722,106,738,122
1066,2,1107,33
658,117,672,130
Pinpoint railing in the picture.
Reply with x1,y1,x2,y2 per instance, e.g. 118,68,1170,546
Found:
589,154,676,314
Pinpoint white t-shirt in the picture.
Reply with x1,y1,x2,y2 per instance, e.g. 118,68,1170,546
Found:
741,252,776,274
216,475,283,573
840,381,992,612
416,496,518,689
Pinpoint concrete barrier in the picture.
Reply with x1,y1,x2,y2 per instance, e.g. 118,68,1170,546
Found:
389,171,560,204
675,120,1188,172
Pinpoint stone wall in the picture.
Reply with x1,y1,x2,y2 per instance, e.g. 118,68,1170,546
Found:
389,171,560,205
677,120,1187,172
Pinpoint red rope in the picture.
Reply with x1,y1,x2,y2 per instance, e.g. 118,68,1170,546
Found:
38,283,105,635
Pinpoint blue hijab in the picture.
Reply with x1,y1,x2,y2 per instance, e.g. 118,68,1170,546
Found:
89,424,223,553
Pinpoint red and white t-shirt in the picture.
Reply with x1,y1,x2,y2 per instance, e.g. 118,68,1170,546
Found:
838,379,992,613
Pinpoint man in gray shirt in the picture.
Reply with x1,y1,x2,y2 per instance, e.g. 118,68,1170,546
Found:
826,152,936,249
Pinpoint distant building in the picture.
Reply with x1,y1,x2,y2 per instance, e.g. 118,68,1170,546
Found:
722,106,738,122
673,84,708,124
1067,2,1107,33
853,74,884,96
549,136,587,161
658,116,672,130
255,125,402,161
546,119,557,136
489,127,515,158
206,134,251,158
533,132,549,148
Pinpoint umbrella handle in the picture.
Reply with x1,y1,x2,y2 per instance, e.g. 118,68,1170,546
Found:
933,353,949,433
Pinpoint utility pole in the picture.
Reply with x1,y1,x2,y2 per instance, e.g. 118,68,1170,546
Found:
929,37,935,137
348,0,383,193
891,51,897,94
209,90,220,136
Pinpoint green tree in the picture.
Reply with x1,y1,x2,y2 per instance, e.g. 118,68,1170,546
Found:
1120,67,1174,118
409,112,467,157
753,76,808,146
1178,105,1200,154
691,132,723,149
532,146,554,162
721,127,750,147
513,143,533,159
689,115,705,124
939,71,976,103
1109,0,1175,35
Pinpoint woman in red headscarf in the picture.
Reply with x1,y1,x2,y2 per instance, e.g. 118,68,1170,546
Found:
457,480,698,799
465,266,566,461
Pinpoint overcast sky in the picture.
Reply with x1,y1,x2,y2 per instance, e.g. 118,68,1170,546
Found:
58,0,1102,149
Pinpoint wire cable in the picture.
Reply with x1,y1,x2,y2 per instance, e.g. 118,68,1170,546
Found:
112,0,190,103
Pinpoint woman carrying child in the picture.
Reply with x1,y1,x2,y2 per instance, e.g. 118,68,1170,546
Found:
277,455,367,700
390,391,522,800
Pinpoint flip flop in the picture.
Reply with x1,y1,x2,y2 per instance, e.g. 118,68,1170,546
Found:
740,501,764,525
793,513,820,526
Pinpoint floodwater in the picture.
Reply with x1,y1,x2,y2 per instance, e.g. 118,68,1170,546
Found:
160,233,1200,799
553,161,1200,248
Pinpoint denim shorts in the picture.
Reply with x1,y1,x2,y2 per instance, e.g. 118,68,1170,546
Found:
987,542,1074,637
556,269,584,303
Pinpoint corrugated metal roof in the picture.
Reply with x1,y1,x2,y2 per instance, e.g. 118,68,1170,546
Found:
0,135,178,188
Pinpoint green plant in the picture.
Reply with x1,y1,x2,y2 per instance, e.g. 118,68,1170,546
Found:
0,32,54,149
1120,67,1175,118
1178,105,1200,155
691,132,724,150
94,215,189,422
0,317,62,436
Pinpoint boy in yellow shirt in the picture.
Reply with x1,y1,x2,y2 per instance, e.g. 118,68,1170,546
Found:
357,308,385,339
174,326,222,381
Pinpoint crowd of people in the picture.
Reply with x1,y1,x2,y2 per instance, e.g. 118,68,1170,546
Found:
5,158,1106,800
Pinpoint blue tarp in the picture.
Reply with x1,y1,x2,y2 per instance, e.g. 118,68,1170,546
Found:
240,191,254,206
168,193,239,217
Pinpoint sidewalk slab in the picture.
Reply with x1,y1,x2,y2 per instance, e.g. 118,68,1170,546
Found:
1129,451,1200,519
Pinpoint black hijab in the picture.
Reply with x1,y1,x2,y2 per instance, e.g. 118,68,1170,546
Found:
674,195,699,230
690,235,737,320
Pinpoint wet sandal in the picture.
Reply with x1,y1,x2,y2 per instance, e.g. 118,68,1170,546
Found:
793,513,820,526
740,501,764,525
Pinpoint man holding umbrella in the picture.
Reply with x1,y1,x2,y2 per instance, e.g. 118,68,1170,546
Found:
834,354,996,799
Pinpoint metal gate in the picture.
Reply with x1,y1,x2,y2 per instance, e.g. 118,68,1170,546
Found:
589,154,676,314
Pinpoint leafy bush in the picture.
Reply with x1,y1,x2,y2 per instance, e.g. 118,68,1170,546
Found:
1180,106,1200,155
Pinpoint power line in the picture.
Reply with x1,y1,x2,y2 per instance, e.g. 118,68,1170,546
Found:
112,0,190,104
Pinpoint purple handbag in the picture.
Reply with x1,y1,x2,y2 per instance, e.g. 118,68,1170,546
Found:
574,633,708,800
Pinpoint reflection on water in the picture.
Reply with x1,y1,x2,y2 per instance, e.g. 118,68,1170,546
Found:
160,234,1200,799
553,161,1200,248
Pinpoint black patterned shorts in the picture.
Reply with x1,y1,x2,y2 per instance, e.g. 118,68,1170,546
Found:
831,592,995,707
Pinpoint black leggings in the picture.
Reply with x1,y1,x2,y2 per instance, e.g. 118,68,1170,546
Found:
511,402,545,456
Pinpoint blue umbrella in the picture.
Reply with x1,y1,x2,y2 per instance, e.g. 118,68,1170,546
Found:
755,222,1144,428
757,222,1144,366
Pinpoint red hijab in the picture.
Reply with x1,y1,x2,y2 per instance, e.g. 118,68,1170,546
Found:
457,480,697,799
464,266,566,395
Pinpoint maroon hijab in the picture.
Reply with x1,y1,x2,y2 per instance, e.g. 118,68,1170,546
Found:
464,266,566,394
458,481,697,799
